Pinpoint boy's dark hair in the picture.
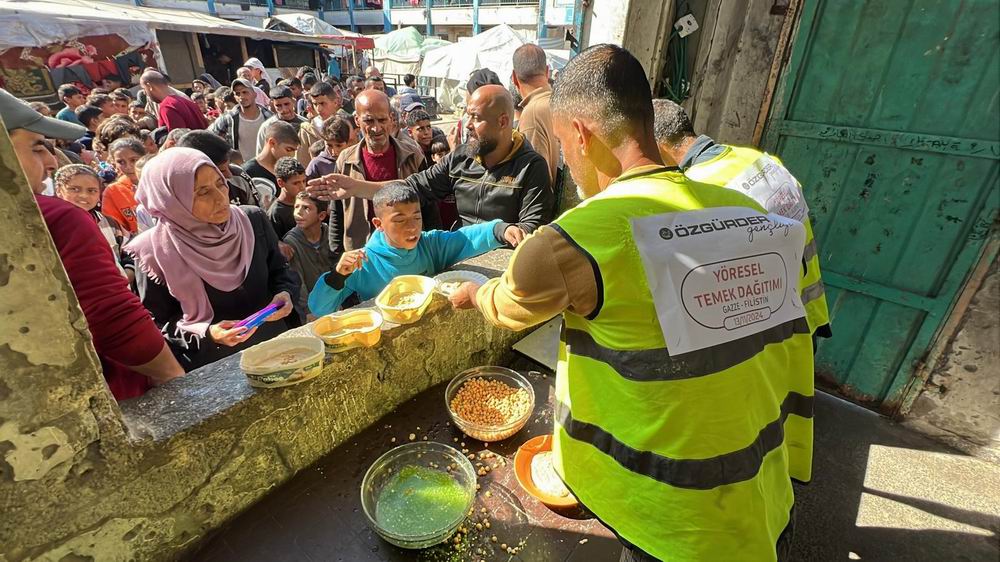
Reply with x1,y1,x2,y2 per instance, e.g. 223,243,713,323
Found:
88,93,112,108
309,81,335,99
76,105,104,128
108,137,146,158
431,141,449,155
165,127,191,146
96,115,140,152
178,130,232,165
269,85,294,100
403,74,416,87
110,90,131,103
295,190,329,213
137,116,158,130
214,86,236,105
113,87,134,99
405,109,431,128
263,120,300,146
58,84,82,99
302,73,318,89
275,156,305,182
365,76,384,88
373,182,420,214
320,115,352,144
309,139,325,158
288,77,302,89
130,99,145,109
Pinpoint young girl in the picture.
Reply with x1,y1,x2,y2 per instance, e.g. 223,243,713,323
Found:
54,165,134,283
101,137,147,235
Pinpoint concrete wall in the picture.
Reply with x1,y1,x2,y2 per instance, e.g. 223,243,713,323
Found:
582,0,673,89
905,257,1000,464
0,125,524,562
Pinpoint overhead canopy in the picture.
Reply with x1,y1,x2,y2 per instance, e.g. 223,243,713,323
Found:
368,27,450,75
419,25,568,86
0,0,333,51
264,13,374,49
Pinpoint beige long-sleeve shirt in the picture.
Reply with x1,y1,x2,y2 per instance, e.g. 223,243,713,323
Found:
475,225,597,331
517,86,560,185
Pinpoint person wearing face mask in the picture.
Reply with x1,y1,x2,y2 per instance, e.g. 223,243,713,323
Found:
307,182,504,317
127,148,299,370
0,87,184,399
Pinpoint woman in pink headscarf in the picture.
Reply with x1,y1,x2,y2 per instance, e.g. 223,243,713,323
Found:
127,148,299,370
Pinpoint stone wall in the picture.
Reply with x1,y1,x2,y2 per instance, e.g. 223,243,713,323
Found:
904,257,1000,464
0,150,523,562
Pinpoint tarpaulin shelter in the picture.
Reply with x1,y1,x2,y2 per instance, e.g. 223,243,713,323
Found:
369,27,450,77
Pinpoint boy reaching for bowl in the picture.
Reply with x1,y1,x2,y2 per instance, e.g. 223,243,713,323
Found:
308,183,507,317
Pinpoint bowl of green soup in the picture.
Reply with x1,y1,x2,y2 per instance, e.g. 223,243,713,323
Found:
361,442,476,549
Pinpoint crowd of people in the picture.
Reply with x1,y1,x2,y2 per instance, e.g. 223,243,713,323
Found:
5,41,826,561
8,46,561,401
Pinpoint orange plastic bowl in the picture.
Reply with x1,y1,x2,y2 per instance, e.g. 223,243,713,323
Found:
513,435,579,509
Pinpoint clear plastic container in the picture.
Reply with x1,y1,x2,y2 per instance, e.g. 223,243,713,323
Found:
239,336,325,388
361,442,476,549
375,275,437,324
444,366,535,442
311,308,383,353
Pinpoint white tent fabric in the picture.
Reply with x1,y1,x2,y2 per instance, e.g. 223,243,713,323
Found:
265,14,363,38
0,0,332,51
368,27,451,77
419,25,568,88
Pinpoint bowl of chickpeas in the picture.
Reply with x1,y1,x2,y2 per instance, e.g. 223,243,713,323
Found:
445,367,535,442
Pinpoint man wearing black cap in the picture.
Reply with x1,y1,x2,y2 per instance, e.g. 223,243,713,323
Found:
0,87,184,398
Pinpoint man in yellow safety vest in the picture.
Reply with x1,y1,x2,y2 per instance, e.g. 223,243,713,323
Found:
652,98,832,345
449,45,814,561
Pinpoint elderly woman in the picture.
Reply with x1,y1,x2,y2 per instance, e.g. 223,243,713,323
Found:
127,148,300,371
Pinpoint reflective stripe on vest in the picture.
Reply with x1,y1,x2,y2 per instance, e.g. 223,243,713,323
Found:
551,169,815,561
685,146,831,337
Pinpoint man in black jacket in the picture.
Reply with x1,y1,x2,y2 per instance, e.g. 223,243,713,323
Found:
306,85,551,247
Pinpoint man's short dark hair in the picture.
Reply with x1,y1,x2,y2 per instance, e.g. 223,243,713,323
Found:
551,44,653,145
263,120,300,146
288,77,302,89
512,44,548,82
97,116,141,152
275,156,305,181
652,98,695,148
88,93,112,109
373,182,420,214
310,81,335,99
269,85,294,100
58,84,82,99
112,87,134,99
321,115,353,144
403,74,416,87
365,76,384,88
130,100,145,110
76,105,103,128
178,130,232,165
295,189,329,213
302,73,318,89
405,109,431,128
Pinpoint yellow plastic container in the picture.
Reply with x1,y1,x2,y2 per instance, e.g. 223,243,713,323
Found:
311,309,384,352
239,336,325,388
375,275,437,325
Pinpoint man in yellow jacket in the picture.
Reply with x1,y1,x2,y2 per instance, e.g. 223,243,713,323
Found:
450,45,814,561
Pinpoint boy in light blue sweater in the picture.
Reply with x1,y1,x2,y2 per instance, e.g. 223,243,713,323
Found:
308,183,511,317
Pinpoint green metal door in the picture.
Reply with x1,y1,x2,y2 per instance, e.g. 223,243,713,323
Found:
763,0,999,413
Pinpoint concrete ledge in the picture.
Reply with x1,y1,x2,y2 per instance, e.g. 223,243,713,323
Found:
5,250,525,561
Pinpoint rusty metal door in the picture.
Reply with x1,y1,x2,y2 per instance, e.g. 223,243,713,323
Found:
762,0,999,413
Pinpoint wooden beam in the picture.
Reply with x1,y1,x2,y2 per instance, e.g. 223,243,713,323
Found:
240,38,249,65
192,33,206,75
752,0,800,146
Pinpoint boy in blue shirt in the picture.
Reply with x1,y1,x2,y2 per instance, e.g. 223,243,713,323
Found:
308,183,506,317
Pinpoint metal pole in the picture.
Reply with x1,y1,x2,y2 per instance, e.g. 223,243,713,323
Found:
383,0,392,32
472,0,480,35
536,0,546,41
425,0,434,37
348,0,357,32
571,0,584,54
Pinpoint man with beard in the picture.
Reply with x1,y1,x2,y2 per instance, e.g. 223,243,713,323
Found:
306,85,550,247
320,90,441,264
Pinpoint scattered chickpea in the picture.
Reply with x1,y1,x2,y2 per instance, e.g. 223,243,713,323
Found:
408,433,416,441
501,543,508,550
390,437,396,443
579,538,589,545
491,536,498,543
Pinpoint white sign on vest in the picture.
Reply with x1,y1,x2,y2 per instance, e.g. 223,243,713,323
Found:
723,155,808,223
631,207,806,356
